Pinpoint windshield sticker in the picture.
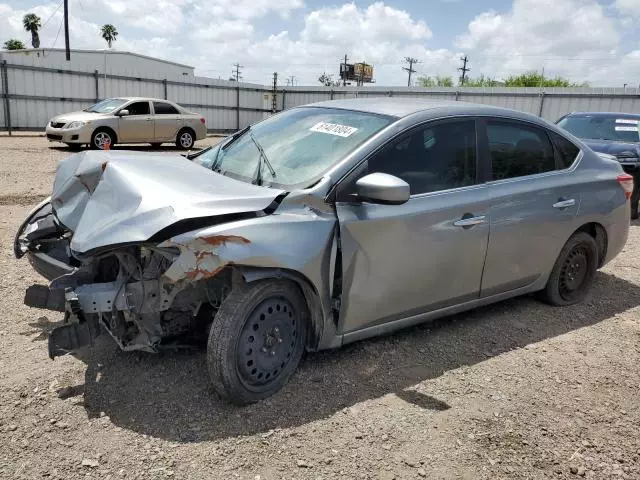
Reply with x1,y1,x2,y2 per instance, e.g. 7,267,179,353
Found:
616,119,638,124
615,126,638,132
310,122,359,137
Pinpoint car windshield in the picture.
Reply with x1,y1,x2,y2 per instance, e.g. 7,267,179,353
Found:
558,115,640,143
84,98,128,113
193,107,393,188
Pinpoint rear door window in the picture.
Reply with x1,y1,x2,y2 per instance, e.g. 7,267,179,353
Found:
487,121,556,180
549,131,580,169
153,102,179,114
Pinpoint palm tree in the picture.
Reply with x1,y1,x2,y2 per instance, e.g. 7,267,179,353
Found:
100,24,118,48
23,13,41,49
3,39,26,50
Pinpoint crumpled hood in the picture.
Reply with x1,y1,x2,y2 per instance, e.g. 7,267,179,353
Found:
52,150,285,254
583,139,640,158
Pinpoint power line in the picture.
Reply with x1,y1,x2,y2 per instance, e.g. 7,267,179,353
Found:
402,57,419,87
41,1,64,29
51,18,64,48
459,55,470,86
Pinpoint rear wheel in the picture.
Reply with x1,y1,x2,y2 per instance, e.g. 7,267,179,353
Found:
207,280,308,405
176,128,194,150
540,232,598,306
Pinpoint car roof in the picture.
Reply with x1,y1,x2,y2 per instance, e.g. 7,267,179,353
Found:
117,97,175,103
305,97,543,122
565,111,640,119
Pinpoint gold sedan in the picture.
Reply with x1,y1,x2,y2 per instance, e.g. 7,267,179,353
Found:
45,97,207,150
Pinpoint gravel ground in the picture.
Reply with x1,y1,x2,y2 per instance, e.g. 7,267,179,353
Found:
1,136,639,480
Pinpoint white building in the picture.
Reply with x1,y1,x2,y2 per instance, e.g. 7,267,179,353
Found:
0,48,194,80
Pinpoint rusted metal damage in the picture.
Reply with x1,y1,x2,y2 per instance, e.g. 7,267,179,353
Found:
162,234,251,283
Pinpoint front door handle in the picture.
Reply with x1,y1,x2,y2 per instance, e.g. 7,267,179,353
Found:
454,215,487,227
553,198,576,209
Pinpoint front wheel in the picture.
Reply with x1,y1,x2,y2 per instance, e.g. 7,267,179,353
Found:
91,129,115,150
207,280,308,405
176,129,194,150
540,232,598,306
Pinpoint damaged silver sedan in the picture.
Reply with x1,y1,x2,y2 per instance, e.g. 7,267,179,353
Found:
15,99,631,404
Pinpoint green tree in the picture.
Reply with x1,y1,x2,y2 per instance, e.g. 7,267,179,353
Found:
503,71,587,87
318,72,340,87
100,24,118,48
22,13,41,49
464,74,501,87
418,75,454,87
3,39,26,50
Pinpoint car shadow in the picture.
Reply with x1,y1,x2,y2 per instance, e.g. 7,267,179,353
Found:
32,270,633,443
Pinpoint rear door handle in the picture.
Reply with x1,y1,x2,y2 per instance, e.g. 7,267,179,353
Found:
553,198,576,209
454,215,487,227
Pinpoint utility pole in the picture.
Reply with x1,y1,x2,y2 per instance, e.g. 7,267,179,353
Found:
402,57,419,87
287,75,295,86
458,55,470,86
272,72,278,113
63,0,70,60
232,63,243,82
342,54,348,86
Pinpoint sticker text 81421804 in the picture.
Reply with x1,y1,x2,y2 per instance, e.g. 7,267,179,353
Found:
310,122,359,137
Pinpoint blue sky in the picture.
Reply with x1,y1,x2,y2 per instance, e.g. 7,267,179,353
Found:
2,0,639,86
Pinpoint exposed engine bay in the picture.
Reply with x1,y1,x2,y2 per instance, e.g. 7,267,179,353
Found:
17,201,236,356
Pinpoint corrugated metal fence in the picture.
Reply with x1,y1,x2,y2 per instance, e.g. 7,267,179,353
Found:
2,60,639,134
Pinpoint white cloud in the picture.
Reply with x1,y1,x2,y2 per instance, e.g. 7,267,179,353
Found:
73,0,186,35
614,0,640,19
456,0,624,84
2,0,639,87
302,2,431,45
190,0,304,21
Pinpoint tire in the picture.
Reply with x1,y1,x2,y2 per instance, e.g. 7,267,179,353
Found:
65,143,82,151
150,143,162,149
207,279,308,405
540,232,598,306
176,128,195,150
90,128,115,150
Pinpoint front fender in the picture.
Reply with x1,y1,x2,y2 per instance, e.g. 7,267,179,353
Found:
158,208,338,349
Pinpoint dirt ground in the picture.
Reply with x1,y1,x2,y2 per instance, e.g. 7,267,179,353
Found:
0,135,639,480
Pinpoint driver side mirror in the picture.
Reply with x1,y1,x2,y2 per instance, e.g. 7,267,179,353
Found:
355,173,410,205
116,109,129,117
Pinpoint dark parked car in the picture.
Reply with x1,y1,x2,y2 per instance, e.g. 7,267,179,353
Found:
557,112,640,219
16,99,632,404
